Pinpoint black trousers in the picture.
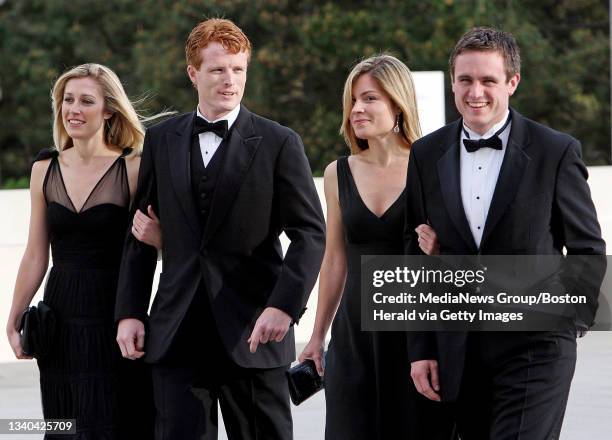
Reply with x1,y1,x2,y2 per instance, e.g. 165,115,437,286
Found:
151,290,292,440
454,330,576,440
151,362,292,440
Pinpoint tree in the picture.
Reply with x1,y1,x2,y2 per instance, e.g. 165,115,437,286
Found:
1,0,609,187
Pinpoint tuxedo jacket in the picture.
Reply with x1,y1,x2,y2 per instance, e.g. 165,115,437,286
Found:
115,106,325,368
404,107,605,400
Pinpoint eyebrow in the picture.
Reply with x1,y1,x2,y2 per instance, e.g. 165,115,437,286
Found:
456,74,499,82
63,92,97,99
356,89,380,97
207,64,245,70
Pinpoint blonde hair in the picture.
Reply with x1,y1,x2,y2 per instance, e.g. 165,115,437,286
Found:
51,63,144,155
340,54,422,154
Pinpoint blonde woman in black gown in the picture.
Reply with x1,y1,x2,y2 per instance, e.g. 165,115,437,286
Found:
299,55,454,439
6,63,161,439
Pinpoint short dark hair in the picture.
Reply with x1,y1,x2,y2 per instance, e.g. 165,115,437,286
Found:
449,27,521,81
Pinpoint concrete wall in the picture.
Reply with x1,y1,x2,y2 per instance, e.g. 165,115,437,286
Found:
1,168,610,362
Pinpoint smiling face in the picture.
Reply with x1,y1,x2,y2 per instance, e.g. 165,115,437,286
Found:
452,50,520,135
349,73,398,141
61,77,112,142
187,41,248,120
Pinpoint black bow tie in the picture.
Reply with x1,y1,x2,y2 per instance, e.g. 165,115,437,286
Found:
463,136,502,153
193,117,228,139
462,114,511,153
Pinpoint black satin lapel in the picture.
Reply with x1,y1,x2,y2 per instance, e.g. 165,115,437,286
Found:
480,114,530,247
202,127,261,245
167,128,201,237
437,140,478,251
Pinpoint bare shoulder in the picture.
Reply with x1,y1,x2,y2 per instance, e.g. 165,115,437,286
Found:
323,160,339,199
323,160,339,183
323,160,338,181
30,158,52,189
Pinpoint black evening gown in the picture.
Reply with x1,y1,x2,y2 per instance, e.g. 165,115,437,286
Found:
324,156,454,440
34,148,154,440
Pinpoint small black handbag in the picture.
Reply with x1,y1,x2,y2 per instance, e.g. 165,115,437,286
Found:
285,356,325,406
19,301,57,359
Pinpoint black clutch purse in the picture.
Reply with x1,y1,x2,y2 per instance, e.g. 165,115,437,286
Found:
286,356,325,406
19,301,57,359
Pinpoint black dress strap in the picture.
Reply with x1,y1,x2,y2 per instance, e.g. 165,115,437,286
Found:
32,147,59,165
335,156,354,211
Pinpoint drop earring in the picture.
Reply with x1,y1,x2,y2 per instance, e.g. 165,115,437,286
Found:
393,114,400,133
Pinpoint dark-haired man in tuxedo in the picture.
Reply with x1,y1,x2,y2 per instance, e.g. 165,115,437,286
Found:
115,18,325,440
405,27,605,439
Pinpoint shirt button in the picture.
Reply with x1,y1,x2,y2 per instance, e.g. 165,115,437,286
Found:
202,176,208,181
201,193,207,199
201,208,207,215
477,226,481,230
476,196,480,200
478,166,482,170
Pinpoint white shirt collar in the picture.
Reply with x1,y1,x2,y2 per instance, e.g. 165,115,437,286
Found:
462,109,510,140
196,104,241,130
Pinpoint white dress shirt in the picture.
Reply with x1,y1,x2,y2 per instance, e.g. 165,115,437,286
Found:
460,110,511,248
196,104,240,167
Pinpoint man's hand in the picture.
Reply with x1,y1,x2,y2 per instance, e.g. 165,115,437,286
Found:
411,359,441,401
247,307,292,353
116,318,146,360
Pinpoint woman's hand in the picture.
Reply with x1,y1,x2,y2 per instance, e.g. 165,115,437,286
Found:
298,336,325,376
132,205,162,250
6,325,32,360
415,223,439,255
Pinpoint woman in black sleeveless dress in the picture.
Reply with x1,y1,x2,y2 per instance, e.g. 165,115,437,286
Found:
6,64,161,439
299,55,455,439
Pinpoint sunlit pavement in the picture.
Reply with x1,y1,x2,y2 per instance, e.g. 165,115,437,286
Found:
1,336,611,439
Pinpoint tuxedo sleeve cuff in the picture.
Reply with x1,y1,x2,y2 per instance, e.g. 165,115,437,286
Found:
265,298,303,324
115,311,148,325
407,331,437,362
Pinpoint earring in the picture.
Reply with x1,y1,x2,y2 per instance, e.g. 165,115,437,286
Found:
393,114,400,133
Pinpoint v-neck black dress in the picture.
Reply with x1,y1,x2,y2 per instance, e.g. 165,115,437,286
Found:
34,148,153,439
324,156,453,440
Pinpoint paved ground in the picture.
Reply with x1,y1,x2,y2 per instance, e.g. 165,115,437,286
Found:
0,335,611,439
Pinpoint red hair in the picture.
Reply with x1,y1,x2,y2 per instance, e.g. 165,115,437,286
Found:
185,18,252,68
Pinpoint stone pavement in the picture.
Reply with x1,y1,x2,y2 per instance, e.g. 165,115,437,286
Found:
0,335,610,439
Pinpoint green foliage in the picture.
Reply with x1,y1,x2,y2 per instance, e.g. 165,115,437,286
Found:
1,0,609,188
1,176,29,189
